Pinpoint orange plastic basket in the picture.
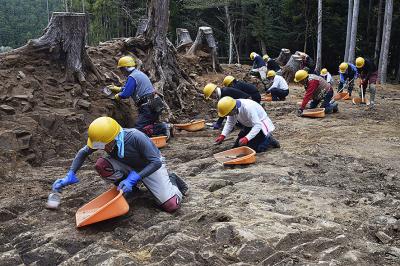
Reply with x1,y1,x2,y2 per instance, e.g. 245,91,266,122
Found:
352,97,370,105
261,94,272,102
151,136,167,148
76,187,129,228
302,108,325,118
213,146,256,166
174,119,205,132
333,92,350,101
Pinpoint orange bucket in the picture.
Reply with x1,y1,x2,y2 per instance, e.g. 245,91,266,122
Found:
213,146,256,166
151,136,167,148
76,187,129,228
352,97,370,105
333,92,350,101
174,119,205,132
302,108,325,118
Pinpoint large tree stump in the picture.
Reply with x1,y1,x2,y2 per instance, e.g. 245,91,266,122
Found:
16,12,101,83
281,54,302,83
276,48,291,66
135,18,149,37
176,28,193,53
187,27,222,72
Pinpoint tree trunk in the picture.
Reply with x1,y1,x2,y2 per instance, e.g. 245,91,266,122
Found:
276,48,291,66
281,54,302,83
260,40,267,55
315,0,322,72
366,0,373,44
135,18,149,37
348,0,359,63
378,0,393,84
344,0,353,61
187,27,222,72
374,0,384,64
176,28,193,52
395,56,400,83
303,0,309,53
10,12,101,83
224,5,234,64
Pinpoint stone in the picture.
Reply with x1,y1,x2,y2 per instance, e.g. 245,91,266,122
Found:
77,99,91,110
375,231,392,244
17,71,26,79
211,224,237,245
17,134,31,150
0,208,17,222
12,94,29,101
386,247,400,258
208,179,234,192
0,131,19,151
158,248,196,265
0,104,15,114
0,249,23,265
46,77,59,86
24,65,36,73
235,240,274,263
260,251,292,265
39,114,56,129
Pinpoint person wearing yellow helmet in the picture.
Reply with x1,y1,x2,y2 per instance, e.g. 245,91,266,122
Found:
266,70,289,101
338,62,358,96
108,56,171,138
215,97,280,153
250,52,268,80
355,57,378,106
203,83,252,129
263,54,281,73
223,75,261,103
319,68,333,85
294,70,338,116
51,116,188,213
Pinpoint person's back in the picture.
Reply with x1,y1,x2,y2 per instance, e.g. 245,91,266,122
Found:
220,87,250,99
272,75,288,90
232,80,261,103
267,59,281,72
128,69,155,101
253,55,266,69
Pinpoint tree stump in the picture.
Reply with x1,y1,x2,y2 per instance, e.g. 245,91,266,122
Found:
187,26,222,72
281,54,302,83
135,18,149,37
176,28,193,53
275,48,291,66
16,12,101,83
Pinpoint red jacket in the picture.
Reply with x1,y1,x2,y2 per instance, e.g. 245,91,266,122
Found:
301,75,332,110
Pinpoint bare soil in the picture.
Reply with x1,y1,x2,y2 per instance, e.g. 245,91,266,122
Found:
0,42,400,265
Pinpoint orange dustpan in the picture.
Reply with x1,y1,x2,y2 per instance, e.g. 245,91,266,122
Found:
333,92,350,101
174,119,205,132
302,108,325,118
352,97,370,105
76,187,129,228
213,146,256,166
151,136,167,148
261,94,272,102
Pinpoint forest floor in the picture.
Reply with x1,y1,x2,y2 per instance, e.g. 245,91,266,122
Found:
0,46,400,265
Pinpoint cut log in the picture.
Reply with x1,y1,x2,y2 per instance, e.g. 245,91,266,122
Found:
176,28,193,53
4,12,101,84
275,48,291,66
135,18,149,37
187,26,222,72
281,54,302,83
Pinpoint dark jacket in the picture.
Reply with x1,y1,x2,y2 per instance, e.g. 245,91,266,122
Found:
220,87,251,100
357,58,378,79
232,80,261,103
252,55,266,69
267,59,281,72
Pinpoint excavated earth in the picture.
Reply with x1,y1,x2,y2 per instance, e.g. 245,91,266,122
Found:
0,41,400,265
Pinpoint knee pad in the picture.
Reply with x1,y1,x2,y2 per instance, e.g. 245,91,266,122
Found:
160,195,181,213
142,125,154,136
95,158,114,178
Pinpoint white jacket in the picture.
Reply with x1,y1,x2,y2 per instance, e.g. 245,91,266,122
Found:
221,99,275,140
271,75,288,90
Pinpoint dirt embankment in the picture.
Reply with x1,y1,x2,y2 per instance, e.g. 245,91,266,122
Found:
0,39,400,265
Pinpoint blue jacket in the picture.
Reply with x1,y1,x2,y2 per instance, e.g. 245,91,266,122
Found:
252,55,266,69
119,69,155,102
339,63,358,83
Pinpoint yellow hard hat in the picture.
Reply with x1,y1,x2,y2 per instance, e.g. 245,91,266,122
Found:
117,56,136,68
267,70,276,78
217,96,236,117
263,54,270,61
87,117,122,149
355,57,365,68
320,68,328,76
339,62,348,73
294,70,309,83
250,52,257,60
203,83,217,99
223,75,235,87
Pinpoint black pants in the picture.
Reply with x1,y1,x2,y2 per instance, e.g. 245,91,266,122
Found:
135,104,167,136
269,88,289,101
234,127,280,153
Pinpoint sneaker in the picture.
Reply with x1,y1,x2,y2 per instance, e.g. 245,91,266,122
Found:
169,173,189,196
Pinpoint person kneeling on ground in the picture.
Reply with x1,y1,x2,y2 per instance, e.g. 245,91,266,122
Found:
266,70,289,101
203,83,252,130
263,54,282,74
250,52,268,81
223,75,262,103
294,70,338,116
215,96,280,153
108,56,171,138
320,68,333,85
51,117,188,213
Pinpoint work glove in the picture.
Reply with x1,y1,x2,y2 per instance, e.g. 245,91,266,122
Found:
117,171,141,194
297,109,303,117
108,85,122,93
213,122,222,130
215,135,225,145
114,93,121,101
52,170,79,192
239,137,249,146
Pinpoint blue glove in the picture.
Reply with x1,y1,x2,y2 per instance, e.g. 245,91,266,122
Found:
117,171,141,193
52,170,79,192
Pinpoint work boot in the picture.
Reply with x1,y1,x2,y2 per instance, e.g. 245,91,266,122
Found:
166,123,174,140
269,134,281,149
332,102,339,113
169,173,189,196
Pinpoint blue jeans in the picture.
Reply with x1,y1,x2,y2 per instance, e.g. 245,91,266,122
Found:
309,90,334,113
